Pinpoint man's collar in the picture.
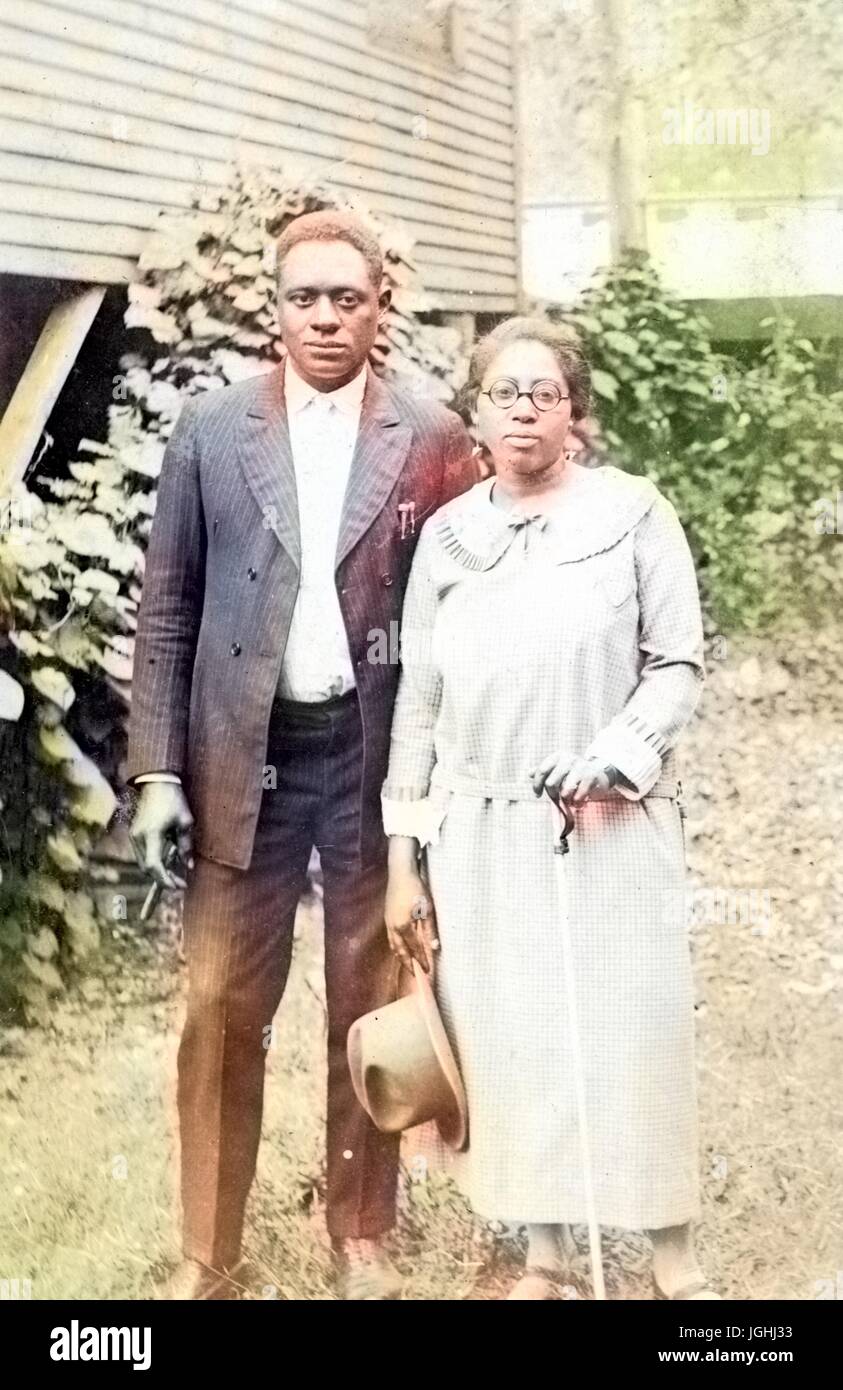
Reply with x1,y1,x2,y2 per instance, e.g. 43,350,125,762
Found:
284,356,368,417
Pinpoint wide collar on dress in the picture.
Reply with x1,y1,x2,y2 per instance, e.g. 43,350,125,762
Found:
431,465,659,570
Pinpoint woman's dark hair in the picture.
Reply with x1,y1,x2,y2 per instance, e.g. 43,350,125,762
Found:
468,315,592,421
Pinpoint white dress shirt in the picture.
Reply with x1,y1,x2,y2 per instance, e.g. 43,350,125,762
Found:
134,358,366,783
277,357,366,702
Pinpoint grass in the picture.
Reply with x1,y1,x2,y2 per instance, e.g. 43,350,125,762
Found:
0,631,840,1300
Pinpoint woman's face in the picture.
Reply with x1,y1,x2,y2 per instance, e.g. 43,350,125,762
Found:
475,339,574,478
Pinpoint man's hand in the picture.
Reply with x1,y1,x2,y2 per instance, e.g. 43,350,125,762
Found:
130,782,194,889
530,754,617,806
385,869,439,973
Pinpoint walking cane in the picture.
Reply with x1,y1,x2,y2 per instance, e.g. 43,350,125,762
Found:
546,788,607,1301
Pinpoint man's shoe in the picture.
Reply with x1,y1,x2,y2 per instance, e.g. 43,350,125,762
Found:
332,1238,402,1300
155,1257,246,1300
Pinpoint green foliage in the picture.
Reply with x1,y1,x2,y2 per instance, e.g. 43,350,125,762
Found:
0,482,126,1022
557,251,843,631
125,164,465,401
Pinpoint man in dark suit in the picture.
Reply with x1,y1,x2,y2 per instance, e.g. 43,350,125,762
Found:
127,211,475,1299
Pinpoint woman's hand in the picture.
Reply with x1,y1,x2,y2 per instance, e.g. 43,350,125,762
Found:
385,868,439,973
530,754,618,805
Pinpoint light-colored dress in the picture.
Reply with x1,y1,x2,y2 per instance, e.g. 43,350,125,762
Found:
381,464,706,1229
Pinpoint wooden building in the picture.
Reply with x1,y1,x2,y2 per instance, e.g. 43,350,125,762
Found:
0,0,520,485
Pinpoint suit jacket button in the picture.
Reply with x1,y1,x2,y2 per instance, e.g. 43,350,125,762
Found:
247,567,257,580
381,573,394,587
230,642,241,656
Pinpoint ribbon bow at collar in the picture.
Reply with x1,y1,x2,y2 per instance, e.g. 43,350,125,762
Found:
504,508,549,552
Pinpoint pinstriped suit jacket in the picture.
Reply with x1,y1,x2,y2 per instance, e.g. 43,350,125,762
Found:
126,359,476,870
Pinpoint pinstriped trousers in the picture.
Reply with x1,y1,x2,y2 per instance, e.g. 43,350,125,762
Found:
177,690,399,1267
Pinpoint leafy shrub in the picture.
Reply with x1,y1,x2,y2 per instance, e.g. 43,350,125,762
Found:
0,487,122,1023
556,252,843,632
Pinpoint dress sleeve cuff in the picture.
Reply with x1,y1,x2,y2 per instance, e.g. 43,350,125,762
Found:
381,794,450,849
584,724,663,800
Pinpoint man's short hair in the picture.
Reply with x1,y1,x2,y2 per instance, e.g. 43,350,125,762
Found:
275,211,384,288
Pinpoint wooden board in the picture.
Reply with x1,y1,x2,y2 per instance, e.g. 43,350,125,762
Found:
0,284,106,490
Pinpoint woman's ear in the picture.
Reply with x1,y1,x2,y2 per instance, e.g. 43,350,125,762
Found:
471,436,493,479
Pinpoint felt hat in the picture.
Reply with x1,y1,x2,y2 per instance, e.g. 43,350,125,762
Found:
347,960,468,1152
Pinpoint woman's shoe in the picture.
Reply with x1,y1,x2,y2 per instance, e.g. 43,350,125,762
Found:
505,1267,561,1300
653,1271,722,1300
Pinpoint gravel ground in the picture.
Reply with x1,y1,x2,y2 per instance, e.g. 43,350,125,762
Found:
0,630,840,1301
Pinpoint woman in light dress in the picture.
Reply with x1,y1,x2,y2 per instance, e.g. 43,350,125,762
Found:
382,317,719,1300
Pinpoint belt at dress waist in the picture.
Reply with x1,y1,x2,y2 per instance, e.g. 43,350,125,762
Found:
428,765,681,802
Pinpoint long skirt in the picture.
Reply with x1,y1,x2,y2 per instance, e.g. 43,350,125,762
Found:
416,789,701,1230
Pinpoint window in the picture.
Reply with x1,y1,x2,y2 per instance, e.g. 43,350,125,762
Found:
367,0,466,69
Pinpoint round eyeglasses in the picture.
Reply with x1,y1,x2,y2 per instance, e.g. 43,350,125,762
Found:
479,378,570,412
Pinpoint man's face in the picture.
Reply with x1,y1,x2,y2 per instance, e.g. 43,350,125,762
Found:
277,239,388,390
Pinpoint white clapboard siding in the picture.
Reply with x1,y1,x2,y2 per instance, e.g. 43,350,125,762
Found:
1,89,514,228
0,244,136,282
0,57,513,206
0,112,513,244
4,4,513,158
0,152,201,216
0,25,514,176
0,0,518,310
0,214,145,258
0,150,514,257
48,0,513,127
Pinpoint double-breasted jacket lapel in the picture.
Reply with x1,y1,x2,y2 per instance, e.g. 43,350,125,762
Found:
336,366,412,568
238,361,301,569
